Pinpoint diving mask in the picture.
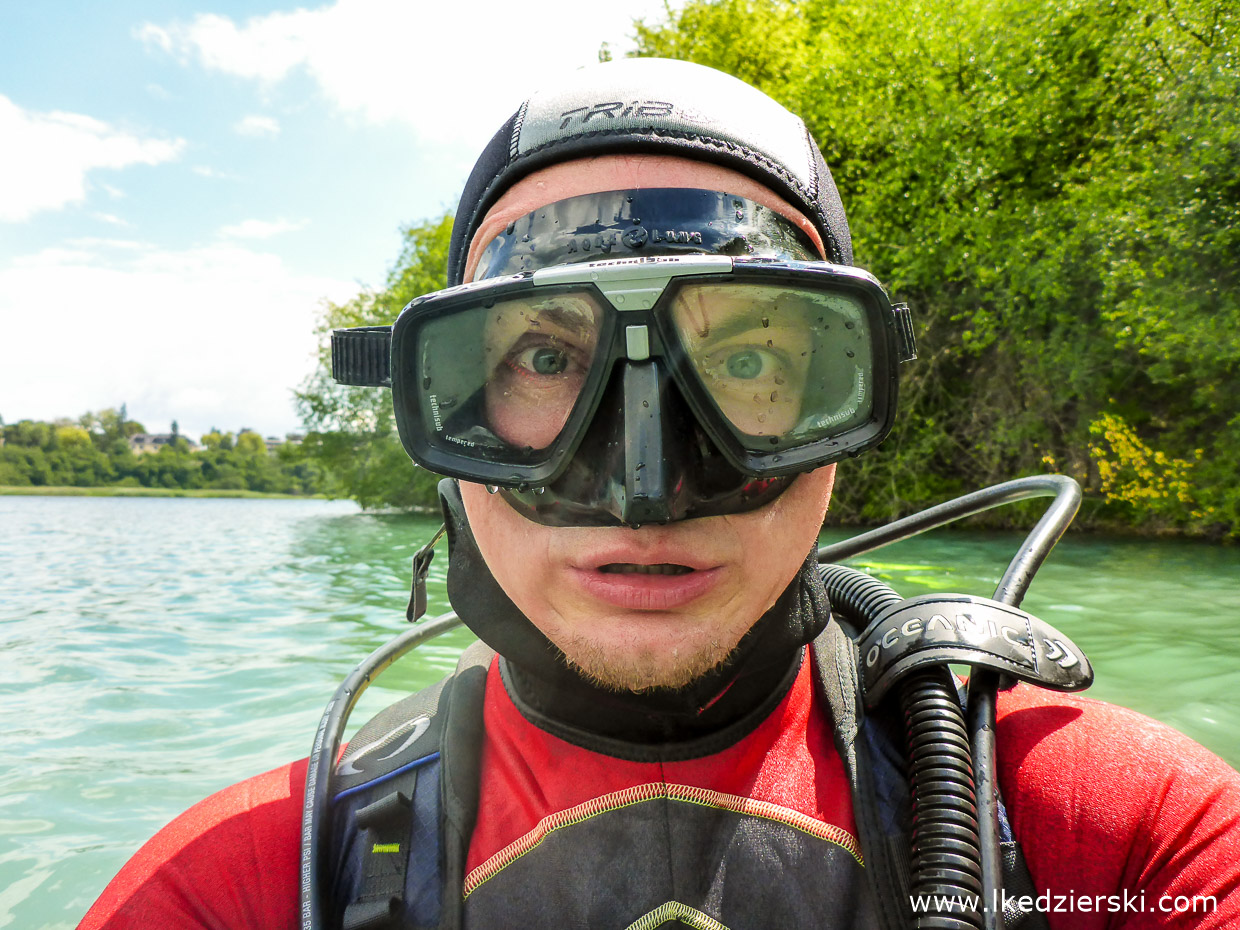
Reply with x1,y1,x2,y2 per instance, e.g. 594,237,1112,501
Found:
332,191,915,526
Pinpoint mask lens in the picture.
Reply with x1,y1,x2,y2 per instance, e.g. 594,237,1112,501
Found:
669,281,875,450
411,286,606,464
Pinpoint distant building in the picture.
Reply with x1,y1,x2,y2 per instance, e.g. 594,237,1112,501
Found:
264,433,305,452
129,433,203,455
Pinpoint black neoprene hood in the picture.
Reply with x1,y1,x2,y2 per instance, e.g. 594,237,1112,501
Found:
447,57,854,285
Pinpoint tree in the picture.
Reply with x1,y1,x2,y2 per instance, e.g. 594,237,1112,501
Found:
634,0,1239,536
297,215,455,510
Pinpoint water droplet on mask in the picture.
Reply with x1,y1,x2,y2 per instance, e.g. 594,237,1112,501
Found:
845,349,855,358
615,294,625,303
752,393,763,403
761,317,770,328
642,400,649,408
757,413,767,423
774,375,785,386
505,222,516,236
845,321,855,330
521,235,531,243
769,438,780,446
486,485,500,494
422,376,432,390
766,339,774,348
736,209,744,220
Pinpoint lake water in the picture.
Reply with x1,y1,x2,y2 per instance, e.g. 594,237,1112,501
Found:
1,495,1238,928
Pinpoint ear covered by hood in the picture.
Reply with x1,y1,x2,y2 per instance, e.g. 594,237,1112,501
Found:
437,478,834,740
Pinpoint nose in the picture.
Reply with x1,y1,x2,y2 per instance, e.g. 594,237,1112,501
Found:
620,360,677,525
498,356,794,527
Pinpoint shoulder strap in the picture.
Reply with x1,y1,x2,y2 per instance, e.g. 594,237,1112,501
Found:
811,623,1051,930
330,640,495,930
812,620,913,930
435,640,493,930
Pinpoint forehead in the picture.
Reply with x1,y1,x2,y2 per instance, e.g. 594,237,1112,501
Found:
463,155,826,282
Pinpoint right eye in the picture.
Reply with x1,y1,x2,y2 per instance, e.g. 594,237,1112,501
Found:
510,345,570,376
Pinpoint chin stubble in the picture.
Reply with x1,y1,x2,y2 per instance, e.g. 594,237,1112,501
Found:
556,633,738,693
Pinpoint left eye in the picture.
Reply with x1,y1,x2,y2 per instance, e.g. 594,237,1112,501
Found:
702,346,784,383
725,349,767,379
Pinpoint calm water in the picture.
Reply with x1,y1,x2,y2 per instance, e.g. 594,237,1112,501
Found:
1,495,1237,928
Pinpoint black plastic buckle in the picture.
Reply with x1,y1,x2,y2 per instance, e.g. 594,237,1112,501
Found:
406,525,445,622
332,326,392,387
892,303,917,362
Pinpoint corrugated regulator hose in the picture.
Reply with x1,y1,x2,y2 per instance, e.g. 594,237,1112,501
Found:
821,564,984,930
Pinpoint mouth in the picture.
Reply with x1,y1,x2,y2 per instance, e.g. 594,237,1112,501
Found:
599,563,695,576
573,555,720,610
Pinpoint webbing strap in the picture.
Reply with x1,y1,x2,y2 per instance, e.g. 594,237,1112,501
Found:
342,791,413,930
1000,841,1051,930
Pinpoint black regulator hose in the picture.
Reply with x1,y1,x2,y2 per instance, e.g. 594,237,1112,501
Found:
822,564,984,930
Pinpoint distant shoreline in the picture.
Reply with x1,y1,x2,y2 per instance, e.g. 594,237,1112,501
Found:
0,486,329,500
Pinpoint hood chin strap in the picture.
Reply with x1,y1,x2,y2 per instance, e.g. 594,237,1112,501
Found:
436,477,835,742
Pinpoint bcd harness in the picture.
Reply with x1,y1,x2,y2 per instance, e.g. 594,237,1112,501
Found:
323,619,1054,930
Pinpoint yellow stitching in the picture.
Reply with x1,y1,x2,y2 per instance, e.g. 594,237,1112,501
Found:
625,901,731,930
463,783,862,898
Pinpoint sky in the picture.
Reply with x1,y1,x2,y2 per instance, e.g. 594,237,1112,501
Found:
0,0,679,440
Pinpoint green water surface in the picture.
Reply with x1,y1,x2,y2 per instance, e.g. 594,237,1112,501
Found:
0,495,1236,928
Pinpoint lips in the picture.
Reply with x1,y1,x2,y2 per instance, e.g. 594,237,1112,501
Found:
571,549,723,610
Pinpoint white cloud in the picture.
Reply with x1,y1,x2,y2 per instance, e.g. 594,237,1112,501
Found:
219,217,308,239
0,95,185,223
234,114,280,137
191,165,240,180
92,213,130,226
0,242,359,439
136,0,675,147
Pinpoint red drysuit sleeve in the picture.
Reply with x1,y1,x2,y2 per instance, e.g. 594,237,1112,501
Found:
77,759,306,930
996,685,1240,929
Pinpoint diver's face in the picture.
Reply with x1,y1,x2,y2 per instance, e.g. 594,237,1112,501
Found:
460,154,836,691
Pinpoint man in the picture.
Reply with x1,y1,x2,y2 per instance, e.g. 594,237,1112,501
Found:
81,58,1240,930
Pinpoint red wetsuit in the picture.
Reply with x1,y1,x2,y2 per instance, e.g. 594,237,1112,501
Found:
79,665,1240,929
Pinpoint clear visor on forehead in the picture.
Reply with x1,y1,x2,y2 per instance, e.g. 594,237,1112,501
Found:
389,255,914,487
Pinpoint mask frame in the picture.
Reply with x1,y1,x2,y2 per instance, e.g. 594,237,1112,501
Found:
374,254,915,490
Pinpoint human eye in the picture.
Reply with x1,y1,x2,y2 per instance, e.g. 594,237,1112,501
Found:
700,344,789,385
503,336,588,381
